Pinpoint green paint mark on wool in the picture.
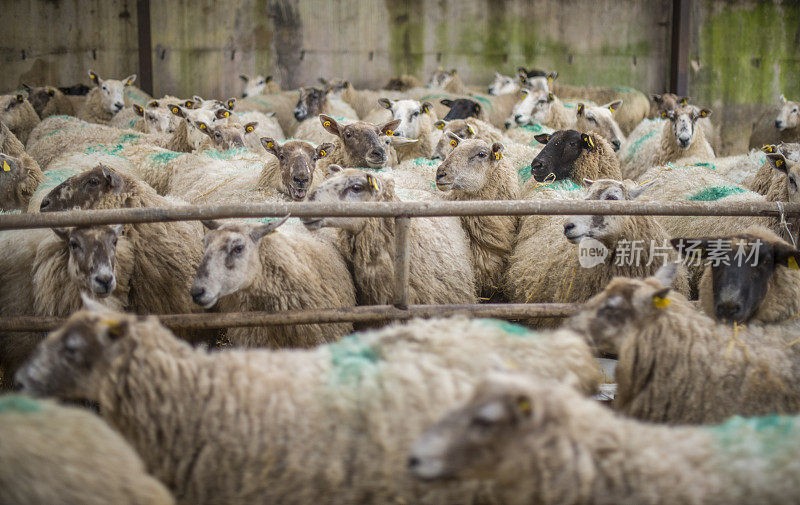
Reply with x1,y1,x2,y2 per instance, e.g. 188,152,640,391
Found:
126,119,138,128
202,148,250,160
690,162,717,170
562,102,576,109
518,165,532,183
476,318,535,337
624,126,659,158
0,395,42,414
687,186,747,201
532,179,583,192
328,334,380,383
150,151,182,165
612,86,634,93
118,133,140,143
521,123,545,133
42,168,82,187
84,144,125,157
711,414,800,457
411,157,439,167
43,128,62,138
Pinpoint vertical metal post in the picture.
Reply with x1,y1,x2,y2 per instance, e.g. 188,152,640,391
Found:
393,216,410,309
136,0,154,96
669,0,690,96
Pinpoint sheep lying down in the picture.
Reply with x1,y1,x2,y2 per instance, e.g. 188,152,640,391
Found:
410,372,800,505
16,302,600,505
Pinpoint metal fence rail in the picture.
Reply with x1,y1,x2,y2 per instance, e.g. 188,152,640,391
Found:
1,199,797,332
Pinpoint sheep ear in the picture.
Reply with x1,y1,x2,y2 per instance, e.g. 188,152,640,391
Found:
628,180,655,199
215,108,231,120
773,241,800,271
88,70,101,85
767,153,789,173
22,83,32,93
53,228,70,241
195,121,211,135
318,78,329,87
168,104,185,118
422,102,433,114
520,87,529,95
582,178,595,188
110,224,125,237
250,215,290,242
123,74,137,87
320,115,340,136
698,108,712,119
651,94,663,104
547,71,558,82
243,122,258,134
761,144,776,153
547,92,555,103
534,133,551,145
654,262,679,288
239,74,249,82
581,133,596,151
679,96,689,106
651,287,672,310
466,124,475,136
316,142,334,159
327,164,343,176
445,131,461,148
780,94,787,105
491,142,504,161
365,173,382,193
512,394,533,418
434,120,446,130
261,137,279,157
147,100,159,108
440,99,453,107
225,98,236,111
202,220,221,230
378,98,393,110
576,103,585,116
132,104,144,117
380,119,401,137
15,94,24,104
606,100,623,114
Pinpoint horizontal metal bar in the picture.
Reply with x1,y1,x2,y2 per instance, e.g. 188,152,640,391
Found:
1,200,796,231
0,303,580,332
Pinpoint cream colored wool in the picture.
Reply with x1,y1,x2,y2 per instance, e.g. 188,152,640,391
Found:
571,270,800,424
78,86,119,125
0,395,175,505
340,84,405,120
20,308,600,505
237,91,300,136
0,122,44,212
553,81,649,134
38,88,76,119
414,373,800,505
0,94,40,145
746,143,800,195
108,106,147,131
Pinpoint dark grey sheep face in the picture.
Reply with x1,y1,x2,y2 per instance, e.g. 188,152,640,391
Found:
294,87,326,122
40,165,125,212
530,130,595,182
441,99,481,121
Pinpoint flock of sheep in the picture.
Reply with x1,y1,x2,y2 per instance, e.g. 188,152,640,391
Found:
2,63,800,504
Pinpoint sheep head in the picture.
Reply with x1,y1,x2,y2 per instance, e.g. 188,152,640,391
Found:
40,165,126,212
198,121,246,151
88,69,136,115
260,138,333,201
487,72,519,96
136,100,179,134
776,94,799,131
575,101,625,151
432,119,477,159
54,225,125,297
671,230,800,324
294,87,327,122
664,105,711,150
426,68,458,89
436,134,503,193
319,115,400,169
191,217,289,309
766,152,800,203
563,179,653,246
240,73,273,98
302,167,395,233
15,299,135,401
441,98,480,122
378,98,433,139
530,129,597,182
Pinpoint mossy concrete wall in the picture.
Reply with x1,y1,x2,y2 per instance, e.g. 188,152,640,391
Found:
2,0,798,154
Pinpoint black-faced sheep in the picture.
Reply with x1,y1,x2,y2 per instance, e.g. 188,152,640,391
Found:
0,394,174,505
191,217,355,348
528,130,622,189
410,372,800,505
303,168,478,305
22,83,76,118
16,305,600,505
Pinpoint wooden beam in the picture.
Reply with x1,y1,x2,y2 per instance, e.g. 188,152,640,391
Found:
136,0,154,96
669,0,690,96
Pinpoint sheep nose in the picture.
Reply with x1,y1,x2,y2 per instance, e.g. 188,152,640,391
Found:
369,148,386,159
776,120,783,129
716,301,742,320
504,121,512,129
530,160,543,174
94,274,112,291
114,102,123,111
190,286,206,304
407,456,421,469
436,171,447,181
611,139,621,151
564,223,575,235
514,114,523,123
13,381,24,392
293,175,308,185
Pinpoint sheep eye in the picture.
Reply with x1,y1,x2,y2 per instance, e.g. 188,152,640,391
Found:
87,178,99,187
112,238,118,246
605,194,619,201
790,178,797,189
477,151,487,159
69,239,79,250
351,184,364,193
412,111,420,117
345,131,352,138
279,154,285,160
470,416,495,428
231,244,244,255
588,117,596,123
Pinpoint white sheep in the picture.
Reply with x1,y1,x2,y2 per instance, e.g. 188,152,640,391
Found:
0,93,40,145
16,305,601,505
78,70,138,125
0,395,174,505
239,73,281,97
749,94,800,149
410,371,800,505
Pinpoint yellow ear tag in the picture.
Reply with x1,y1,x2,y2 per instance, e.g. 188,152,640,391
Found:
323,120,331,127
367,175,380,192
423,105,429,113
450,139,458,147
547,76,554,85
199,123,206,130
681,98,688,105
493,151,502,160
2,160,10,172
246,126,254,133
223,111,230,118
171,107,179,114
700,111,707,117
586,136,595,149
266,141,274,149
227,100,234,109
776,159,784,167
653,296,671,309
661,112,667,118
467,126,475,135
16,95,23,103
762,145,774,153
319,149,327,157
609,107,616,113
385,129,394,136
517,398,532,414
184,101,193,108
436,123,444,130
788,257,799,270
